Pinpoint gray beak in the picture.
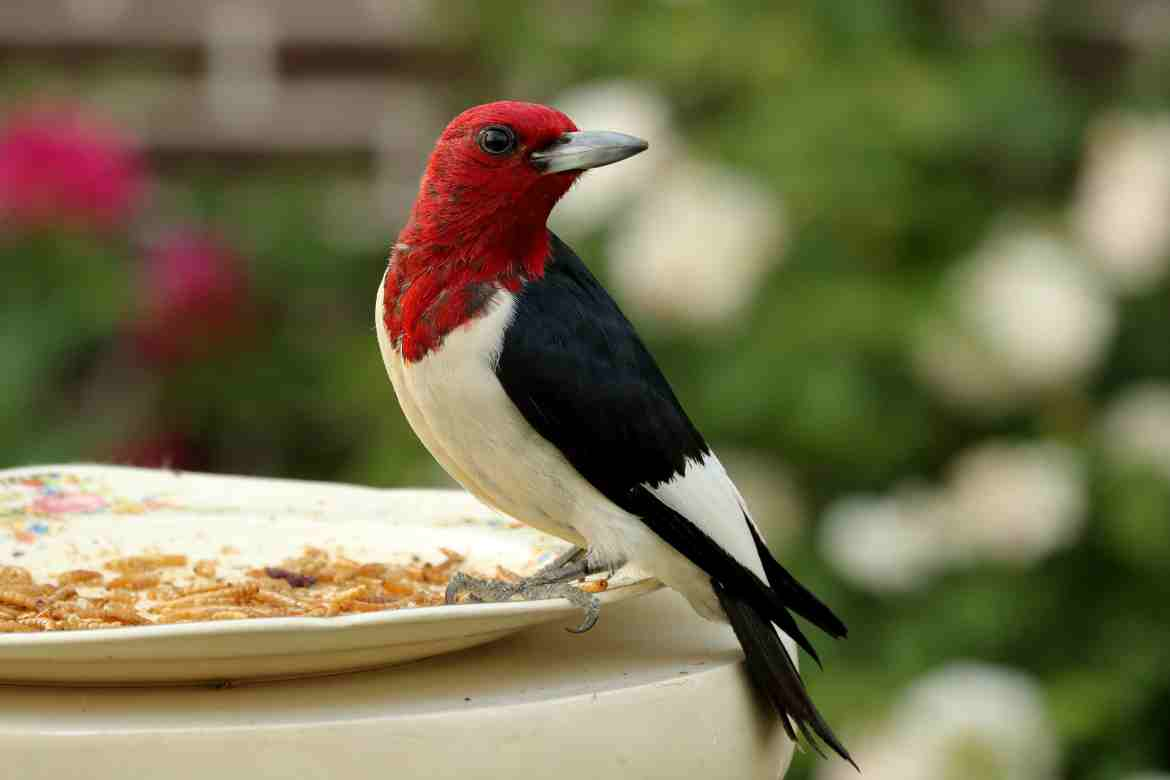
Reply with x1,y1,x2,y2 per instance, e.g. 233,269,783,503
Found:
530,130,648,174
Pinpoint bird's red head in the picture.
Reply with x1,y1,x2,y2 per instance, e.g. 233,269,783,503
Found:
398,100,647,278
398,101,577,279
385,100,646,360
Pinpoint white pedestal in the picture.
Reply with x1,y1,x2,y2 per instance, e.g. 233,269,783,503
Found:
1,590,794,779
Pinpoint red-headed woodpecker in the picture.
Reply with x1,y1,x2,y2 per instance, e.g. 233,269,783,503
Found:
375,101,853,765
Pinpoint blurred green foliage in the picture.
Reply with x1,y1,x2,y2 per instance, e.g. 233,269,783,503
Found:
2,3,1169,778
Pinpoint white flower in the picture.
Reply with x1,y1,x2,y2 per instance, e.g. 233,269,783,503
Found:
1072,114,1170,293
952,227,1116,394
548,81,679,239
821,440,1086,586
914,227,1117,414
607,161,784,326
815,732,925,780
817,663,1060,780
1100,382,1170,481
910,318,1024,415
893,663,1061,780
946,440,1087,566
819,485,952,593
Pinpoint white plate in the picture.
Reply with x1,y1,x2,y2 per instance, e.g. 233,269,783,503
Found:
0,465,658,685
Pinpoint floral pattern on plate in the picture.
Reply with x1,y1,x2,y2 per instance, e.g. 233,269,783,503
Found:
0,471,174,544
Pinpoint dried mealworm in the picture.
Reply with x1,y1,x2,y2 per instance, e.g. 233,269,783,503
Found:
57,569,103,586
209,611,250,621
106,573,160,591
0,566,33,585
0,620,40,633
106,555,187,573
0,590,38,610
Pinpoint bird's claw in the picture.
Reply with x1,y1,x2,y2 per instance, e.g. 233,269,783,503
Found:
562,586,601,633
445,571,511,605
444,571,601,633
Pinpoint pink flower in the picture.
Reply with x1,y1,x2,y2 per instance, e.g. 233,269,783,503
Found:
0,107,149,231
29,493,107,515
133,230,253,365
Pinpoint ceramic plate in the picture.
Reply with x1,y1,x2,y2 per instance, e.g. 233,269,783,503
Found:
0,465,657,685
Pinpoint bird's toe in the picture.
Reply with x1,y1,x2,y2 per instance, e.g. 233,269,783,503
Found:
444,571,517,605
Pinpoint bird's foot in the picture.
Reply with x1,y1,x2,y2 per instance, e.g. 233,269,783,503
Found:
543,544,589,573
444,572,601,633
444,547,623,634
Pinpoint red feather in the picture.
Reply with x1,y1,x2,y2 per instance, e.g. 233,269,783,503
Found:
383,102,580,361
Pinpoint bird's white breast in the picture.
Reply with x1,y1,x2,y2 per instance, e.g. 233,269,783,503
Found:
377,274,610,550
375,271,762,616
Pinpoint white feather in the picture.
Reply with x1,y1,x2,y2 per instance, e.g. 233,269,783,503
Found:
647,453,768,581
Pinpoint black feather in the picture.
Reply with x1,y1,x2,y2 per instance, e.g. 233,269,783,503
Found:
623,488,825,667
714,580,857,769
747,520,848,639
495,232,850,760
497,233,708,494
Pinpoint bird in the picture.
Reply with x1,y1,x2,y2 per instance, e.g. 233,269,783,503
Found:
375,100,853,766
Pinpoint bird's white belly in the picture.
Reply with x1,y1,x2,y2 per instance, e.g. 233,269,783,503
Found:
376,281,596,545
375,277,727,613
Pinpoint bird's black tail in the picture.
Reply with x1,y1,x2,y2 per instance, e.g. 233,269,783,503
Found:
713,579,857,770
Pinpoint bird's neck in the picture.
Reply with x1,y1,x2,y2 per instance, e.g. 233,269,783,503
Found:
382,200,553,363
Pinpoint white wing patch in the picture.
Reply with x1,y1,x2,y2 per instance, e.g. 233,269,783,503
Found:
646,452,769,582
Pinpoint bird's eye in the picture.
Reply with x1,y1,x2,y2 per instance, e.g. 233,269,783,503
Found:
477,125,516,156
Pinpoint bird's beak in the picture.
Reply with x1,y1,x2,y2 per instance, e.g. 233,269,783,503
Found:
530,130,648,174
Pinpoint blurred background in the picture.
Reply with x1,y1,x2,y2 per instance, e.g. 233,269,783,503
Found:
1,1,1169,777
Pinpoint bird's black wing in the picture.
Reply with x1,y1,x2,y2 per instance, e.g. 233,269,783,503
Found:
495,234,852,762
498,232,709,506
499,233,842,633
